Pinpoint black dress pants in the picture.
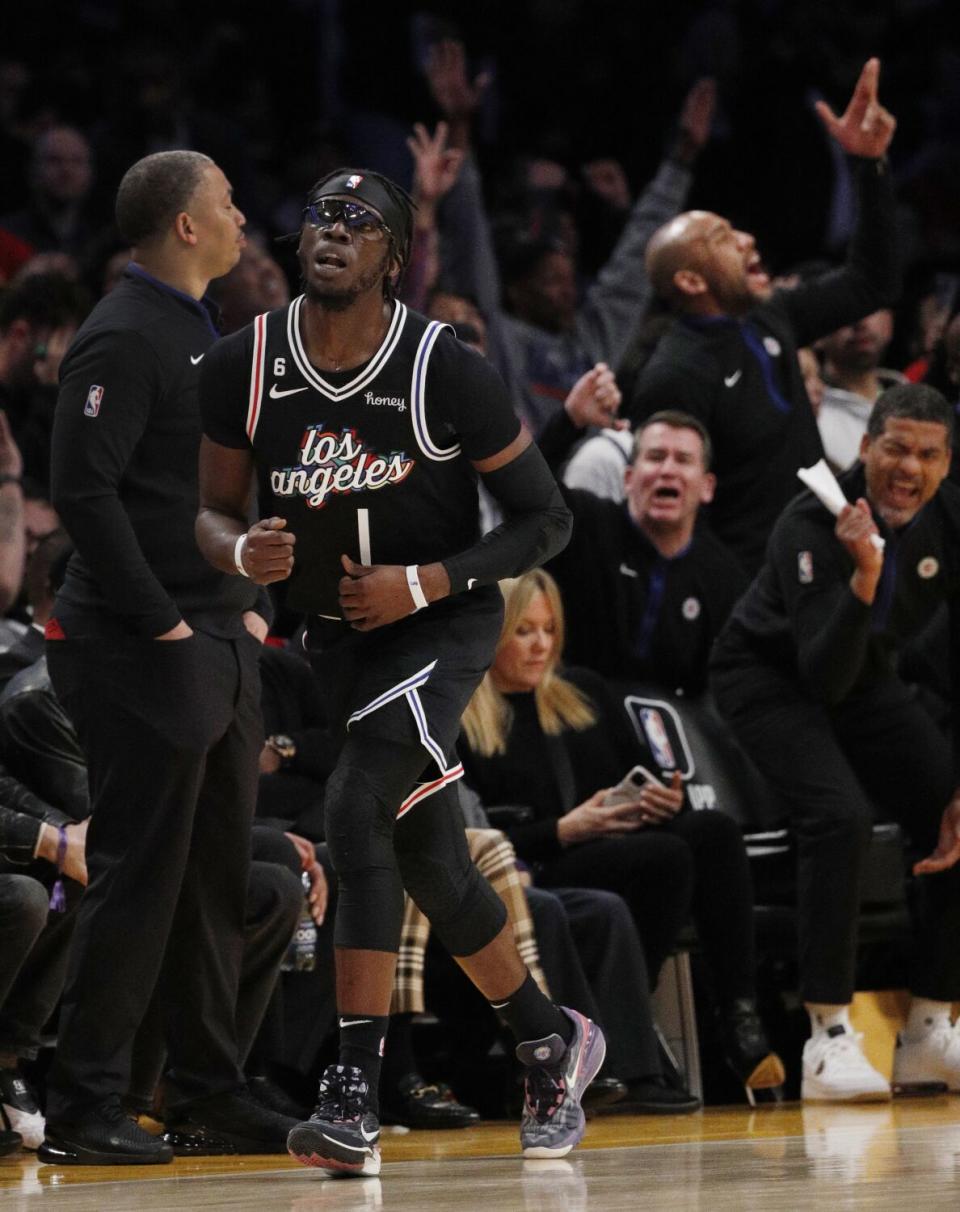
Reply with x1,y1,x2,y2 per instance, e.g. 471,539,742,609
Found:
45,630,262,1120
713,661,959,1004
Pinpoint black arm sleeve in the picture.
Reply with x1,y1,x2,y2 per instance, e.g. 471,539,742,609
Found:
442,444,573,593
778,157,901,349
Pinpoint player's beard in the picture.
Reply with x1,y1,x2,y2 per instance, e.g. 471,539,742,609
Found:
304,246,392,311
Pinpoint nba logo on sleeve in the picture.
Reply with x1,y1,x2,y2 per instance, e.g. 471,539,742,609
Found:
84,385,104,417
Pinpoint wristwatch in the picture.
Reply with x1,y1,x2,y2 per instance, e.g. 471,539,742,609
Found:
265,733,297,764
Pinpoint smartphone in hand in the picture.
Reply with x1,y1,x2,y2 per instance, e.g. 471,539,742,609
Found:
602,765,662,807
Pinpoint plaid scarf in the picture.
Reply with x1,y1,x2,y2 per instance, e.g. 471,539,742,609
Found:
392,827,550,1014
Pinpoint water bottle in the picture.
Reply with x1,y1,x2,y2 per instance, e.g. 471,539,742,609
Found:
282,872,317,973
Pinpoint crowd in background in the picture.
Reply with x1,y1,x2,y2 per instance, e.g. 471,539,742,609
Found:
2,0,960,1155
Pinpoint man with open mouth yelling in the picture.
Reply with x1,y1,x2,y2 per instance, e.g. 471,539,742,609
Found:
625,58,900,576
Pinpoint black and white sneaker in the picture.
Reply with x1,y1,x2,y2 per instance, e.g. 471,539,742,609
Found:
287,1064,381,1176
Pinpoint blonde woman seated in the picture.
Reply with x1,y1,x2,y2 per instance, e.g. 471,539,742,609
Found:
460,570,784,1102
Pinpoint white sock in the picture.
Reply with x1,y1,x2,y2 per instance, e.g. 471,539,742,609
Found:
806,1003,852,1037
905,997,952,1036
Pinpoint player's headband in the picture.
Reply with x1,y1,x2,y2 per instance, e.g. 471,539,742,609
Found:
306,170,412,264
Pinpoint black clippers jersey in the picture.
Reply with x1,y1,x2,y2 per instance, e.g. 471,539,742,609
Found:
239,299,501,618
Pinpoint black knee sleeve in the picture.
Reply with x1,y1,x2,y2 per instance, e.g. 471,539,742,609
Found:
395,832,507,957
324,763,405,951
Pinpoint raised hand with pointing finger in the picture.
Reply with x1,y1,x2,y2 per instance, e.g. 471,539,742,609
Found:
814,58,896,160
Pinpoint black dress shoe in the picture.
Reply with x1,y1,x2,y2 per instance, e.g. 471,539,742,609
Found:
246,1075,310,1120
381,1073,480,1130
1,1128,23,1157
600,1075,702,1116
721,999,786,1104
581,1074,629,1111
38,1097,173,1165
162,1087,299,1155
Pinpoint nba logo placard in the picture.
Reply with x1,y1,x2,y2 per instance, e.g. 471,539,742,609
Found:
84,385,104,417
345,174,363,189
640,708,676,769
624,694,695,778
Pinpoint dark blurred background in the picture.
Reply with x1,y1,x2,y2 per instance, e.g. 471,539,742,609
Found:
2,0,958,351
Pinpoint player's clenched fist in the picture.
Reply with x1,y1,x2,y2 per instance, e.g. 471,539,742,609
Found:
239,517,296,584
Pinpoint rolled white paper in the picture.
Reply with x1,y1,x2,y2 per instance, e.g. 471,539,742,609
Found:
797,459,884,551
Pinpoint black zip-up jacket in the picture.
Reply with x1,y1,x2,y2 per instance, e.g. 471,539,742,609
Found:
713,466,960,751
50,266,261,638
546,488,746,694
626,158,900,574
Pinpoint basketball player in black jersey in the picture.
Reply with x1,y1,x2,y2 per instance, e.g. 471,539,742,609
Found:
196,169,606,1173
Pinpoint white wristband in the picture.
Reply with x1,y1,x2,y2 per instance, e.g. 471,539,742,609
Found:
234,533,250,577
405,564,428,612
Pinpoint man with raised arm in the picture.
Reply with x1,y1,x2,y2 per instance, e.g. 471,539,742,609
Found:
423,38,715,434
712,384,960,1101
628,59,900,573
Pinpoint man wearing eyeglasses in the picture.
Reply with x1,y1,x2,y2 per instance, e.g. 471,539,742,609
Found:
196,170,608,1174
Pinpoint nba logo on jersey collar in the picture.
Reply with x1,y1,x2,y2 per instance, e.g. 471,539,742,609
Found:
345,174,363,189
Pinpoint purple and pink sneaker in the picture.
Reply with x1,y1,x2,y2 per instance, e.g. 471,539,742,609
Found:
516,1007,606,1158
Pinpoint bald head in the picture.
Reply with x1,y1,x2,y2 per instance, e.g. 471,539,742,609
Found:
645,210,771,316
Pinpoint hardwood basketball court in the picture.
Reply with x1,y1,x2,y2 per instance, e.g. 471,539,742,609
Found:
3,1099,960,1210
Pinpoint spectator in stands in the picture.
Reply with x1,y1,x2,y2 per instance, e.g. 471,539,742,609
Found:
627,59,899,573
256,643,335,843
711,383,960,1103
392,784,701,1118
423,37,715,433
919,307,960,487
0,529,69,686
0,272,90,438
403,122,464,313
817,309,904,471
0,413,25,617
426,290,487,355
0,809,86,1152
0,128,98,280
461,570,783,1103
215,235,290,337
798,347,826,418
544,411,744,694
